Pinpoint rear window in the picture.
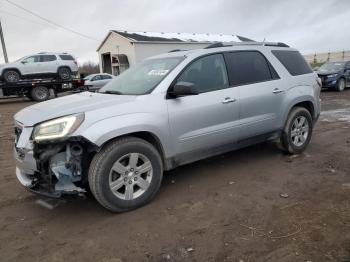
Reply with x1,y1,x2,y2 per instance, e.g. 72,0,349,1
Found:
59,55,74,60
272,50,312,76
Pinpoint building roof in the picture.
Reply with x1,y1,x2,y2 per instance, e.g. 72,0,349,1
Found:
97,30,254,51
113,30,254,43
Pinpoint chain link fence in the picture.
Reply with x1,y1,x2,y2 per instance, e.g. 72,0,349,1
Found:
304,50,350,67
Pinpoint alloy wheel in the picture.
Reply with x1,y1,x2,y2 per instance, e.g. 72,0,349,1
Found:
290,116,309,147
109,153,153,200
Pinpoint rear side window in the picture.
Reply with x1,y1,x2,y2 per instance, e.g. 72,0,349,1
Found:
40,55,56,62
59,55,74,60
176,54,229,93
102,75,112,79
224,51,277,86
272,50,312,76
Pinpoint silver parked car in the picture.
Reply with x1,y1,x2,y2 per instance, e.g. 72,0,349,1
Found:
84,73,115,91
13,42,321,212
0,52,78,83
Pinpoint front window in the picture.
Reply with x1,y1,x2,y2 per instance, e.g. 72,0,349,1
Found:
319,62,346,73
176,54,229,93
92,75,102,81
100,57,184,95
22,55,40,63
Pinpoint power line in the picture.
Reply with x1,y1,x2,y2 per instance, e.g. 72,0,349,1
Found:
3,0,99,41
0,10,56,28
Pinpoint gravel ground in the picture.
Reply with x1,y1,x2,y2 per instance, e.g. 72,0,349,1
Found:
0,90,349,262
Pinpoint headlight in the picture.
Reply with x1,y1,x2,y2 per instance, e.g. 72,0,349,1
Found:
327,74,338,78
33,113,84,142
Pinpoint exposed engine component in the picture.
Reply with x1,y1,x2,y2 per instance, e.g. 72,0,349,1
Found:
49,143,85,193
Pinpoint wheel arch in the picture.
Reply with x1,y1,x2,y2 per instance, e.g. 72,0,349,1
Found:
292,101,315,119
57,65,71,73
98,131,168,170
2,67,22,77
284,96,317,123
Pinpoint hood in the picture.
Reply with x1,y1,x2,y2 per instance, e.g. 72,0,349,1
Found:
15,92,137,126
317,70,341,75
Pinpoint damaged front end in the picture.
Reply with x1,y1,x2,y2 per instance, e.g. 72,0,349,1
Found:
14,113,97,198
32,140,89,197
16,136,96,198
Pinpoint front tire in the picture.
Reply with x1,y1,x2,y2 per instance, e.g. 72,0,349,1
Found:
88,137,163,212
281,107,313,154
337,78,345,92
3,70,20,83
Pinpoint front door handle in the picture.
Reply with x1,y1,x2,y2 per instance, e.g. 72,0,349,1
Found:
222,97,236,104
272,88,283,94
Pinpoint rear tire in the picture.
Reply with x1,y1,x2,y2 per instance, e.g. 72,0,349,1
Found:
337,78,345,92
3,70,20,83
281,107,313,154
58,67,72,80
88,137,163,212
30,86,50,102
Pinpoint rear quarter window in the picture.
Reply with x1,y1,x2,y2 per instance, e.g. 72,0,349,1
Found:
272,50,312,76
59,55,74,60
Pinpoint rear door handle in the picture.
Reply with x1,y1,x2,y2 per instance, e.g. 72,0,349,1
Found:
222,97,236,104
272,88,283,94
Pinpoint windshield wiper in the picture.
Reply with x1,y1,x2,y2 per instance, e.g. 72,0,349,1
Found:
101,90,123,95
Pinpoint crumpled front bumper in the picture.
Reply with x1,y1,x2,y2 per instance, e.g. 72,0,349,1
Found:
14,126,37,187
14,125,85,198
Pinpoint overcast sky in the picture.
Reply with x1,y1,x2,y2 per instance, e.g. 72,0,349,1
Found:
0,0,349,64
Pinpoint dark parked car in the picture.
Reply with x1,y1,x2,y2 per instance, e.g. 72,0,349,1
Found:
317,61,350,91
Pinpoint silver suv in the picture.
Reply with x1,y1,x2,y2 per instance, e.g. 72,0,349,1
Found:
0,52,78,83
13,42,321,212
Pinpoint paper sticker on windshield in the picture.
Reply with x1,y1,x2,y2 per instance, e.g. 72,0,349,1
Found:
148,69,169,76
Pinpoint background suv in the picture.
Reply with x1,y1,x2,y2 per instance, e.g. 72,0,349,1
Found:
14,42,321,212
317,61,350,91
0,52,78,83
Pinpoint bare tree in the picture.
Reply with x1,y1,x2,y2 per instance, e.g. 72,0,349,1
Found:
78,61,99,76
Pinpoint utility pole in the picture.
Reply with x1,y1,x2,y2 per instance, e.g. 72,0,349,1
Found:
0,18,9,63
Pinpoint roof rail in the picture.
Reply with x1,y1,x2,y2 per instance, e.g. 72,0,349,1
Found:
204,42,226,49
264,42,289,47
204,41,290,49
168,49,187,53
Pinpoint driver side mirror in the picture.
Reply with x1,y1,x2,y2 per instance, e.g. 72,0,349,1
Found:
21,61,27,64
168,81,199,98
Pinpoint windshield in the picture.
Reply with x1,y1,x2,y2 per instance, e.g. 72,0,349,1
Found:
100,57,184,95
319,62,345,73
84,75,94,80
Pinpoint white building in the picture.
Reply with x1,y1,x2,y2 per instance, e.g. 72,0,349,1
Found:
96,30,253,75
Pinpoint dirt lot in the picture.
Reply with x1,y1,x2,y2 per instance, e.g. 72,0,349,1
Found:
0,91,350,262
